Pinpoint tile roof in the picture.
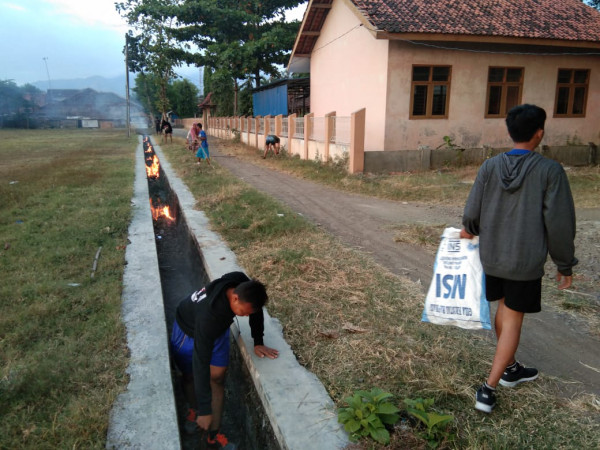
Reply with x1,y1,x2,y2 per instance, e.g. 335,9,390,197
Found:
352,0,600,41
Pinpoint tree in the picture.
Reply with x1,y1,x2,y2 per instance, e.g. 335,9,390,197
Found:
173,0,302,114
131,72,161,117
168,79,200,117
117,0,185,119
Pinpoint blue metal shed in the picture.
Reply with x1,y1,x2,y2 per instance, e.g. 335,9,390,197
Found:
252,78,310,117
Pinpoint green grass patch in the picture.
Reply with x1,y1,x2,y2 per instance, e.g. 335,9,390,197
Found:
0,129,135,449
160,136,600,449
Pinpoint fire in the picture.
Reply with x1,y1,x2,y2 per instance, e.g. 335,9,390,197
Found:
149,199,175,222
146,155,160,178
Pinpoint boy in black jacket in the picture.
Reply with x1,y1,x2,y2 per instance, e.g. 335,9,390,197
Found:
170,271,279,447
461,104,577,413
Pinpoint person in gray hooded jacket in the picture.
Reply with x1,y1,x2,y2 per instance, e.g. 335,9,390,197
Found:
460,104,578,413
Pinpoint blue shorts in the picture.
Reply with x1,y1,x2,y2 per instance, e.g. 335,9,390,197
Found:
170,320,230,374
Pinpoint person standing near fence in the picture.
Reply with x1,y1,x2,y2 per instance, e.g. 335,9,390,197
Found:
196,123,211,166
460,104,578,413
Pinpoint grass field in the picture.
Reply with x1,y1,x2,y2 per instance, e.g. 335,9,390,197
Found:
1,128,598,449
0,129,135,449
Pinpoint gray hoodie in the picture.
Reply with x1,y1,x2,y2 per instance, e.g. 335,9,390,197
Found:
462,150,577,280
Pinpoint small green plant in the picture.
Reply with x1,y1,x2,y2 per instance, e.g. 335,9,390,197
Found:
404,397,454,448
338,388,400,444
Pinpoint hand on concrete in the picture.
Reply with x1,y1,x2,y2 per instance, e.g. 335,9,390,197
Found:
254,345,279,359
196,414,212,431
556,273,573,290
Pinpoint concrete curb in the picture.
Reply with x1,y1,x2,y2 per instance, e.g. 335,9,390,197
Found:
106,137,180,449
153,140,350,449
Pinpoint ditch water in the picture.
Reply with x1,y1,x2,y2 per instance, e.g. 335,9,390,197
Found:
142,136,275,450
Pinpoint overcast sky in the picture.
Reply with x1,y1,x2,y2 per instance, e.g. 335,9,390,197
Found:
1,0,306,88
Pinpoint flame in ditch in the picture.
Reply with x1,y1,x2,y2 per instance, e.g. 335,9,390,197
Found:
144,139,160,179
150,200,175,222
146,155,160,178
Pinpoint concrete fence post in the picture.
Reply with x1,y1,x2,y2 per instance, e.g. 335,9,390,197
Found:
349,108,365,174
275,114,283,137
324,111,336,162
304,113,314,160
247,117,252,145
254,116,261,149
264,115,271,150
288,114,296,155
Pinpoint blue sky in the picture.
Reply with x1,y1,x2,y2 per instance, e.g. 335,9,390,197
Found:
1,0,306,88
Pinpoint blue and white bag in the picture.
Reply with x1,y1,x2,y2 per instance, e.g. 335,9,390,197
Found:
422,227,491,330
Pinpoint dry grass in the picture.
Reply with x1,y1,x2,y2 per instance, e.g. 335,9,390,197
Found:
160,135,600,449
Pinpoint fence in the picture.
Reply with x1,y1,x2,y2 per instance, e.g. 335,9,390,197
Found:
185,111,366,174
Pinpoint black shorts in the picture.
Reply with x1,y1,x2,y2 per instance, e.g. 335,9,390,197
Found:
485,274,542,313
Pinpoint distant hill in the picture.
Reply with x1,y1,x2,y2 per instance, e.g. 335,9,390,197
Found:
31,75,128,96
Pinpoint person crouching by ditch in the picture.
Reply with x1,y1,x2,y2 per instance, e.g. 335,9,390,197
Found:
460,104,577,414
263,134,280,159
196,123,211,166
170,271,279,448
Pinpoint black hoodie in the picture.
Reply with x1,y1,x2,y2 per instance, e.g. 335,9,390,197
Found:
463,150,578,280
174,271,264,415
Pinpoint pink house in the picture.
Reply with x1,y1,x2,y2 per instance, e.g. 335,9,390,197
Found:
288,0,600,170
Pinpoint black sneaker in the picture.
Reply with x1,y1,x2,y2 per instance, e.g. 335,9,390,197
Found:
475,383,496,413
499,361,538,387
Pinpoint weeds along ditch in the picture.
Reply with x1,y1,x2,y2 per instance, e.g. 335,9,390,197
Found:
142,136,276,450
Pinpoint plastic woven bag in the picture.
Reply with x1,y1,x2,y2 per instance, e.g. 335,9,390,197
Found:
422,227,491,330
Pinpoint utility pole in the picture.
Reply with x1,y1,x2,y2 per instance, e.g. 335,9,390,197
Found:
42,57,52,95
124,34,131,137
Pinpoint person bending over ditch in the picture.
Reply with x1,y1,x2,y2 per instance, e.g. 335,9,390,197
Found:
170,271,279,448
460,104,577,414
263,134,280,159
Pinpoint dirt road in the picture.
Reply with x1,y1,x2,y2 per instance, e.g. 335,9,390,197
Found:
207,139,600,397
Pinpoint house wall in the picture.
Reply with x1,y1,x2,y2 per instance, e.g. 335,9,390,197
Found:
309,0,388,151
385,40,600,151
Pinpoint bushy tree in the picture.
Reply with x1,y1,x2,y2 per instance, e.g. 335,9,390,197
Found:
173,0,302,114
168,79,199,117
116,0,302,117
131,72,161,117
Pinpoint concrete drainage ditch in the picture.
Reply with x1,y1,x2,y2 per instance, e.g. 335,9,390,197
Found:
106,135,349,450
